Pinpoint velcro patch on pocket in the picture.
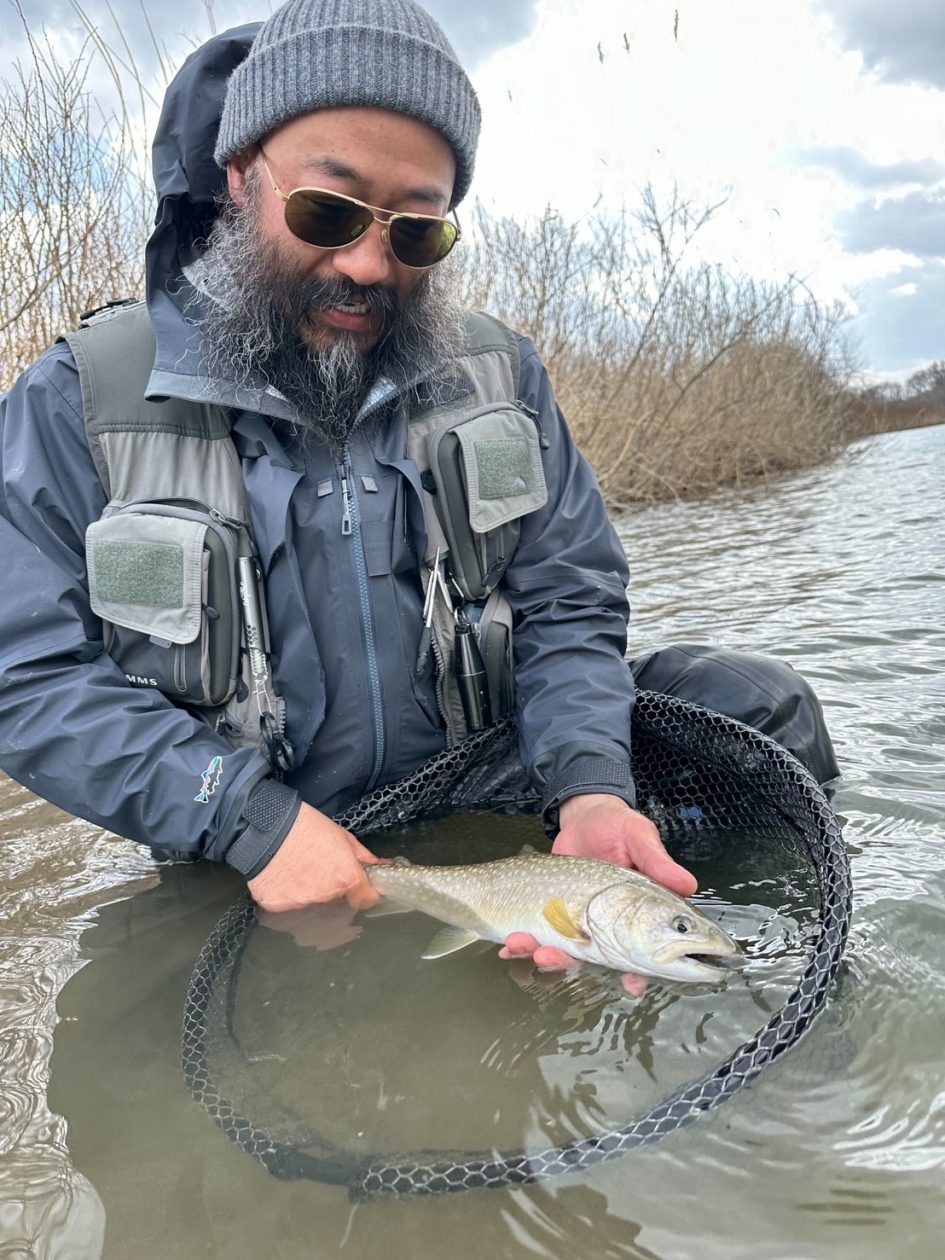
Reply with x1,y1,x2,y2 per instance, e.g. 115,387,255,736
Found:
92,540,183,608
455,409,548,533
87,513,207,643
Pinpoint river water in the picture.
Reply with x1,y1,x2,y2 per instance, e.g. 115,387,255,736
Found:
0,423,942,1259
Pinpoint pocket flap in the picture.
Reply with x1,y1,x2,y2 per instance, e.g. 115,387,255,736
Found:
454,408,548,534
86,513,207,644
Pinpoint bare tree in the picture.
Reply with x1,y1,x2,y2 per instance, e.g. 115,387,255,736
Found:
459,192,857,504
905,361,945,402
0,17,150,386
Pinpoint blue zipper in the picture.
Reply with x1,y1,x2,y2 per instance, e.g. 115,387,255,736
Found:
339,445,385,790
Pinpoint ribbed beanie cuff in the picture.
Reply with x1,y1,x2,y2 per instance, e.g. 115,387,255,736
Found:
214,0,480,204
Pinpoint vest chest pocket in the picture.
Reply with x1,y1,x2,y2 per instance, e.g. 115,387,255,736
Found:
427,405,549,600
86,502,242,707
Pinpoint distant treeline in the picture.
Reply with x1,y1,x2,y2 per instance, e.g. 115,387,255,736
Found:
843,363,945,440
2,19,937,507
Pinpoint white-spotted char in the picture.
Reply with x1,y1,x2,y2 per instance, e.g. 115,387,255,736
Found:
365,852,740,983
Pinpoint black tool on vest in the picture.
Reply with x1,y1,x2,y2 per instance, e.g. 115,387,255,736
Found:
453,610,492,732
238,557,293,774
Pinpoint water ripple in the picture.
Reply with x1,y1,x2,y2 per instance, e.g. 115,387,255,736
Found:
0,426,942,1257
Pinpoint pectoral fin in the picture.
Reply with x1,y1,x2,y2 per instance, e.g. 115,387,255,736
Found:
422,926,482,959
364,897,413,918
542,898,591,943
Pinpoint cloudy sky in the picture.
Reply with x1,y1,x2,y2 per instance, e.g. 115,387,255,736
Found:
5,0,944,380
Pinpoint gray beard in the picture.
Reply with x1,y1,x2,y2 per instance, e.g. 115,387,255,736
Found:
187,182,466,453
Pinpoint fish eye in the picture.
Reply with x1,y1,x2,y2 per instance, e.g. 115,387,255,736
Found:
672,916,691,934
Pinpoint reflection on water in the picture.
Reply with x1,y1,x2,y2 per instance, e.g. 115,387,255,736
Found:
0,425,943,1258
0,789,154,1258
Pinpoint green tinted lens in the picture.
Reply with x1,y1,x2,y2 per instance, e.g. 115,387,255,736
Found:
284,190,372,247
389,215,458,267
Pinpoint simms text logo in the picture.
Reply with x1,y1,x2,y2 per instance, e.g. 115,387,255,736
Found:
194,755,224,805
125,674,158,687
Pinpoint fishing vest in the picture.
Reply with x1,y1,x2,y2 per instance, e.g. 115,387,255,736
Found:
61,301,548,765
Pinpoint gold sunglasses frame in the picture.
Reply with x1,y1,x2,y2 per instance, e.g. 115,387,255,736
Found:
258,150,461,270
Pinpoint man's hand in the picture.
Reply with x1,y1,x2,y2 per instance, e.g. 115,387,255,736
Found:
499,793,697,995
552,793,697,896
247,801,380,913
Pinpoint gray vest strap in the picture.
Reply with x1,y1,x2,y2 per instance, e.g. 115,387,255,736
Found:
61,303,246,520
406,311,526,744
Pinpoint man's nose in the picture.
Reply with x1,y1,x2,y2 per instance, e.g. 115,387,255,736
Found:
329,221,394,287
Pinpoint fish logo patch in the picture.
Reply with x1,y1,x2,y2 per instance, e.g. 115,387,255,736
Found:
194,756,224,804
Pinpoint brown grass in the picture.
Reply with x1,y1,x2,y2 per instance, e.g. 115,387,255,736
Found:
458,195,857,506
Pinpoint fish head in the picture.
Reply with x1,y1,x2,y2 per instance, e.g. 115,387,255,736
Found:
585,882,741,983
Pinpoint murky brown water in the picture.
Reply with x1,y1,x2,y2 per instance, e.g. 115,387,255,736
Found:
1,424,943,1259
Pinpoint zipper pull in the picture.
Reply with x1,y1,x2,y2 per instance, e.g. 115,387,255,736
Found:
514,398,549,448
339,462,353,537
209,506,246,529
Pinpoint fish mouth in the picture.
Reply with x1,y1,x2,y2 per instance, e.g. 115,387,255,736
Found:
685,949,740,968
645,939,742,983
679,951,741,978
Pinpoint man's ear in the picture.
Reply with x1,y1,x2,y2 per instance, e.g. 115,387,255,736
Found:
227,149,256,206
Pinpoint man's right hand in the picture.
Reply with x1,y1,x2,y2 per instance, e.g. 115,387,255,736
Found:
247,802,380,913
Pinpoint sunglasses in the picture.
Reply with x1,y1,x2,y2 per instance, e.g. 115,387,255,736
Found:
259,151,460,269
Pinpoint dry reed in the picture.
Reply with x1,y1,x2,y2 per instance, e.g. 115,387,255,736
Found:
458,195,858,506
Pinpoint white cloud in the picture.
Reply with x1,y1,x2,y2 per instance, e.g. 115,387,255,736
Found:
819,0,945,90
468,0,945,372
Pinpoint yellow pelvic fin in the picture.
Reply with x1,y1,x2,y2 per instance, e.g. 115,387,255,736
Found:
542,898,590,943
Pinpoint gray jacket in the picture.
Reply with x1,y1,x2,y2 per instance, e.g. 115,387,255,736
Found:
0,26,636,875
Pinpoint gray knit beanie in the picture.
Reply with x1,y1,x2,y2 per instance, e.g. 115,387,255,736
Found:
214,0,480,204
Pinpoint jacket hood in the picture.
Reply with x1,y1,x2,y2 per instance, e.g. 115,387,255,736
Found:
151,24,259,214
142,22,458,424
145,24,299,417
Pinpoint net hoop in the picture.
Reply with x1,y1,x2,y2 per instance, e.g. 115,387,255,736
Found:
181,693,852,1198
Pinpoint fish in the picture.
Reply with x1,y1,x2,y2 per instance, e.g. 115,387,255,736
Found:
365,852,740,983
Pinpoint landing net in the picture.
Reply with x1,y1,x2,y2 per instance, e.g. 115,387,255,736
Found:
181,690,851,1197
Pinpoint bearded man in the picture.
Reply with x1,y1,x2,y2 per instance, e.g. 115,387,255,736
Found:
0,0,837,978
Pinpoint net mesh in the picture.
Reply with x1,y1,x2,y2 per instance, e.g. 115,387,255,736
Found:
181,690,851,1197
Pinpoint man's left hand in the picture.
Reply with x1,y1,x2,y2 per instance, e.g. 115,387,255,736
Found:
499,793,697,995
552,793,697,896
